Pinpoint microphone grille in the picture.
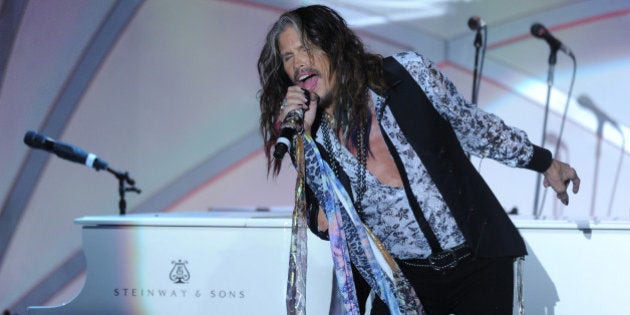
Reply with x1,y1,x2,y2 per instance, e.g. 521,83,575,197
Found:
467,16,484,31
24,130,44,148
530,23,545,37
576,94,593,108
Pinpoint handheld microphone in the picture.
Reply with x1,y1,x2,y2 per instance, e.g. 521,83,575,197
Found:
467,16,486,31
273,89,310,160
24,130,108,170
530,23,574,58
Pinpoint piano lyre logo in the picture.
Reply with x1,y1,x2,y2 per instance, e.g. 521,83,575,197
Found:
169,259,190,284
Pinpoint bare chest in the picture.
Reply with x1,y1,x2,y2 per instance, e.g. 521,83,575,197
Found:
365,117,403,188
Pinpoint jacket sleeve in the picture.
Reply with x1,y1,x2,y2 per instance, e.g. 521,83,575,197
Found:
392,51,550,171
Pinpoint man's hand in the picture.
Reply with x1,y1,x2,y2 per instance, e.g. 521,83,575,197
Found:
317,206,328,233
543,159,580,205
279,86,319,136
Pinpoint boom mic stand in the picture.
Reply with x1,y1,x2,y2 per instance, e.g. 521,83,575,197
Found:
21,130,141,215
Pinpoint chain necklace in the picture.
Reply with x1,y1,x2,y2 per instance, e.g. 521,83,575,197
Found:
321,113,367,212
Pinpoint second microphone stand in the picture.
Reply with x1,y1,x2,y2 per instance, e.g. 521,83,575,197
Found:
532,50,557,218
471,26,487,106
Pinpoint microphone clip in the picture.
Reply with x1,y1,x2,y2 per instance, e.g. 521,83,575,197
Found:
107,167,141,215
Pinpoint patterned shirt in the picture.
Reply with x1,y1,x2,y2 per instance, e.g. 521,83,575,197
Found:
314,51,536,259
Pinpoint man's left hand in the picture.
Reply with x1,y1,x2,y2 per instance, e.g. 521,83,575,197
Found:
543,159,580,205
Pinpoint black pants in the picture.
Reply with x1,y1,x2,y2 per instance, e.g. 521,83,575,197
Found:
370,256,515,315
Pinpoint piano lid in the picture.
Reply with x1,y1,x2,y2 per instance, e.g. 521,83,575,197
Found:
74,210,294,228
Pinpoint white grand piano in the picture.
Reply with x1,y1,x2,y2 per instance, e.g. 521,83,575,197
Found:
27,211,334,315
28,211,630,314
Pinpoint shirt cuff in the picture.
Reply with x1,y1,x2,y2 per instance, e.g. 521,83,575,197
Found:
525,145,553,173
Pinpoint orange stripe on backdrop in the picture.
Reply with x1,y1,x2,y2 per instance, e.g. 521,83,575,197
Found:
488,9,630,50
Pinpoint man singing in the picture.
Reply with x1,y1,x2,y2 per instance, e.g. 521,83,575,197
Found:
257,5,579,315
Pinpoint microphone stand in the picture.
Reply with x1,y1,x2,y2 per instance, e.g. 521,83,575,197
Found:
470,27,486,160
471,27,486,105
589,115,606,218
608,131,625,218
471,30,481,103
533,49,558,219
107,167,141,215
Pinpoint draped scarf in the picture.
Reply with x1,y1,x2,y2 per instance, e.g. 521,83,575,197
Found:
286,133,423,315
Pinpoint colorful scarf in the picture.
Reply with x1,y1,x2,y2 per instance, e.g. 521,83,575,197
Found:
286,133,423,314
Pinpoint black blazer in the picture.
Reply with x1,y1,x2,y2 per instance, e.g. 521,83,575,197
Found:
305,56,553,259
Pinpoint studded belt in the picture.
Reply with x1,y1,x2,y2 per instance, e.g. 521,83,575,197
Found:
398,244,472,271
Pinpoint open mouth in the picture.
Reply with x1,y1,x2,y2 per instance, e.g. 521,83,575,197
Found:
296,70,319,91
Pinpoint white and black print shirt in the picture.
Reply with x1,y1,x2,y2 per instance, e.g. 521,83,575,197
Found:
315,51,536,259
